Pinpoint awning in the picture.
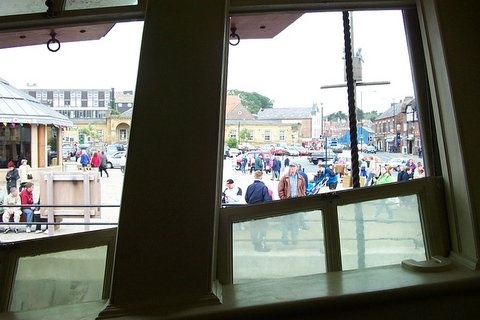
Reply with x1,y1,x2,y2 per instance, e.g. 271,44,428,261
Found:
0,78,73,127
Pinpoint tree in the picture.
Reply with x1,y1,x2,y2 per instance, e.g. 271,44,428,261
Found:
226,137,238,148
327,111,348,122
239,128,250,143
78,125,100,143
227,89,273,114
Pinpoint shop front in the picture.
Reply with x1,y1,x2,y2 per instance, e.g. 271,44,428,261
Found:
0,79,72,168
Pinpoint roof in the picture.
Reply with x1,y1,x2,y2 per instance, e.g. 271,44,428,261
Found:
256,107,317,120
0,78,73,127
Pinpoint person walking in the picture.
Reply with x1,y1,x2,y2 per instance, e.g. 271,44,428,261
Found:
245,171,272,252
90,151,101,170
278,163,306,245
271,156,281,181
240,155,247,175
99,151,109,177
79,150,90,171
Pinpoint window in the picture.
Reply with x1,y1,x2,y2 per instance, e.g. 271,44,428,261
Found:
119,129,127,140
220,8,439,284
248,130,254,141
264,130,271,141
230,129,237,139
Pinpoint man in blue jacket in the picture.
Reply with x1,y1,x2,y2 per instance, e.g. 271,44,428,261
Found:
315,164,338,190
245,170,272,252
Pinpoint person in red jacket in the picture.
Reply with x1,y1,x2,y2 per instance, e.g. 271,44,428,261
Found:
90,151,101,170
20,182,35,233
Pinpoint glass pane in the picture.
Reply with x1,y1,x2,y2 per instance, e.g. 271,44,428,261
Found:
224,10,426,205
65,0,138,10
0,0,45,17
233,210,325,284
10,246,107,312
338,195,426,270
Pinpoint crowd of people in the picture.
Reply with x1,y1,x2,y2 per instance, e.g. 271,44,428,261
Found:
223,153,426,252
1,159,43,234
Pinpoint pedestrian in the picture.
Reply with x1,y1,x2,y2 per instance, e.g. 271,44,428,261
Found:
375,165,394,185
284,156,290,167
413,162,425,179
2,187,22,234
271,156,281,181
221,179,243,205
278,163,306,245
240,155,247,174
315,164,338,190
406,158,417,172
90,151,101,170
5,161,20,194
20,182,35,233
18,159,32,191
365,156,377,186
99,151,109,177
79,150,90,171
245,171,272,252
397,166,412,182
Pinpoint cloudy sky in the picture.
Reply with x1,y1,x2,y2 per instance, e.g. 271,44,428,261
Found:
0,10,413,115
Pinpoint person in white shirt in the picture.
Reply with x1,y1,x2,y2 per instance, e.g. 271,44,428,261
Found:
221,179,244,204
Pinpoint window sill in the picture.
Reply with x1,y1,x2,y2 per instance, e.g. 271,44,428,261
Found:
4,263,480,319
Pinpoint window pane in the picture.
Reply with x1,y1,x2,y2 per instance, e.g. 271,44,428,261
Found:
338,195,426,270
224,10,425,204
10,246,107,311
233,210,325,284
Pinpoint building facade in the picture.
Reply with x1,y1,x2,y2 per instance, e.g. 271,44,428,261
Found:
24,88,113,120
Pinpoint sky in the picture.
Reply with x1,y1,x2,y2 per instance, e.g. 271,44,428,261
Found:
0,10,413,115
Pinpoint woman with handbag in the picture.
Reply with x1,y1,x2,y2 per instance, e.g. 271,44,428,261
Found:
18,159,32,191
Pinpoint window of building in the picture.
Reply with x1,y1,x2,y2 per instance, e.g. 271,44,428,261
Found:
264,130,271,141
230,129,237,139
279,130,285,141
248,130,254,141
119,129,127,140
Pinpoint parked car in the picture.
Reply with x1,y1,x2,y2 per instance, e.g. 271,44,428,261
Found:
284,146,300,156
106,143,126,156
307,149,336,165
228,148,241,158
292,145,309,156
362,145,377,153
106,151,127,169
388,157,408,171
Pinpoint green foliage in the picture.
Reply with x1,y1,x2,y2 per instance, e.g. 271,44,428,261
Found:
326,109,380,122
239,128,250,143
227,89,273,114
78,125,99,142
226,137,238,148
110,109,121,116
363,110,380,121
327,111,348,122
48,136,57,151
